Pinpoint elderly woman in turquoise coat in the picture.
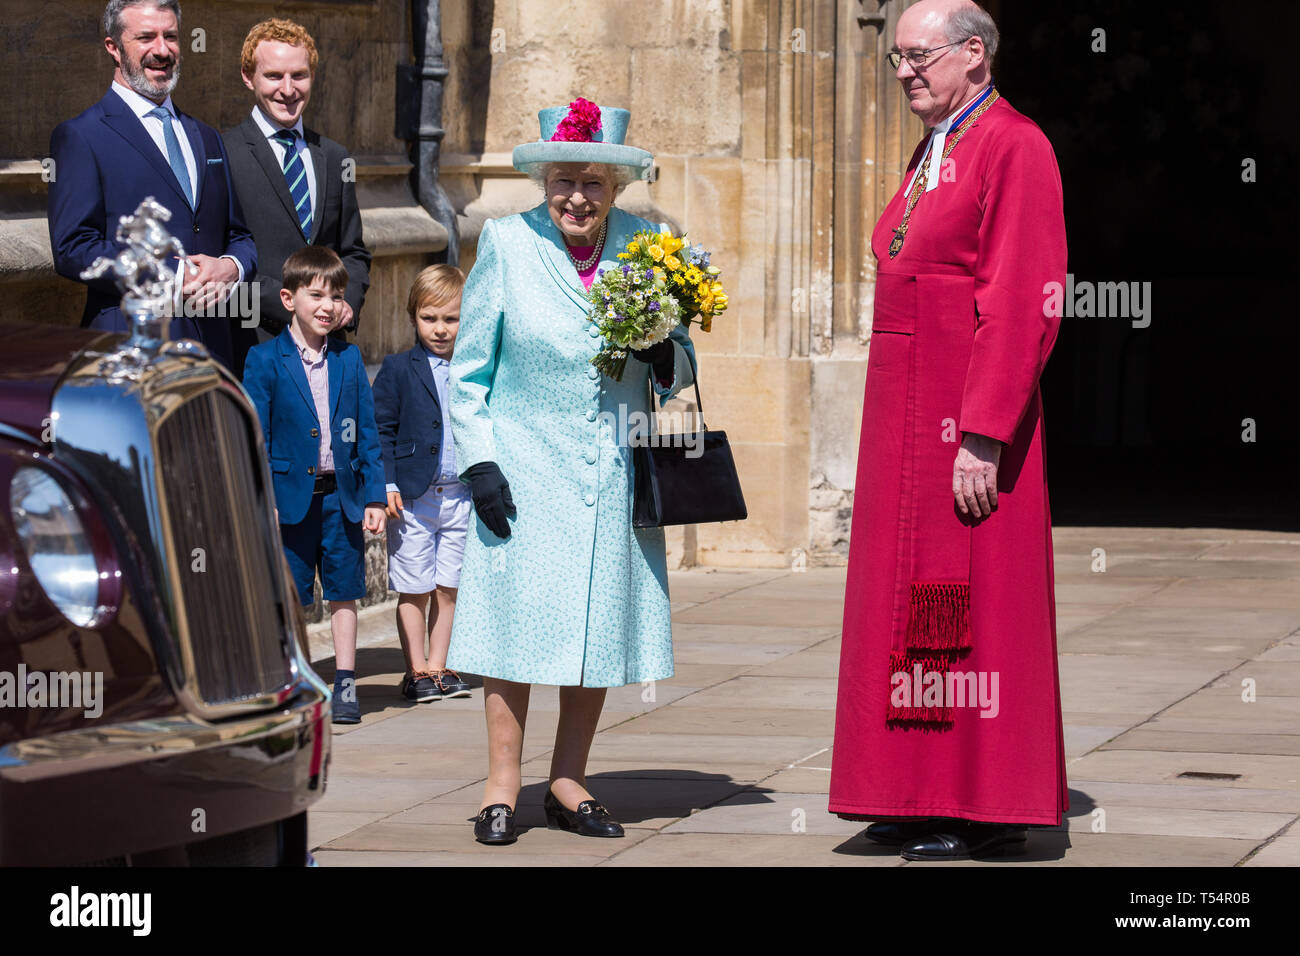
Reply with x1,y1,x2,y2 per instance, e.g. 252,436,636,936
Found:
447,100,695,844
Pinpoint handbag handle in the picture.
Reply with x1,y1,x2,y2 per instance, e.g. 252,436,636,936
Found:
646,339,706,432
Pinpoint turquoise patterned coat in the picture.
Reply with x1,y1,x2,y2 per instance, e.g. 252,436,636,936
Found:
446,203,695,687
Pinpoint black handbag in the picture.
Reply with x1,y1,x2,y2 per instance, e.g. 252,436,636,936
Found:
631,349,748,528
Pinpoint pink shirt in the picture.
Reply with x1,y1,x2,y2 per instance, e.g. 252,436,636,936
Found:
291,330,334,475
568,245,601,290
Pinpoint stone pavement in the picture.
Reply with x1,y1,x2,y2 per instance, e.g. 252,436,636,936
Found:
306,527,1300,866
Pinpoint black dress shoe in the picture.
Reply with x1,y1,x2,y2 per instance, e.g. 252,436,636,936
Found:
900,822,1028,861
863,818,942,846
473,804,517,845
543,788,625,838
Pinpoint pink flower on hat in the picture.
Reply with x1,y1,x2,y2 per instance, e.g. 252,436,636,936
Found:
549,97,603,143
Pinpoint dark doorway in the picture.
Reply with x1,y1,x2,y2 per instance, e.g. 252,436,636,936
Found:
992,0,1299,529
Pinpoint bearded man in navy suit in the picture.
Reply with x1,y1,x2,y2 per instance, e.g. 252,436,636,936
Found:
47,0,257,369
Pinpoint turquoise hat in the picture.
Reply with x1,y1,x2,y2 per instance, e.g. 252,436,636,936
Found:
512,100,654,181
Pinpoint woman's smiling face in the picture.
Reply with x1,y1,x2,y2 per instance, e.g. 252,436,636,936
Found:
545,163,614,245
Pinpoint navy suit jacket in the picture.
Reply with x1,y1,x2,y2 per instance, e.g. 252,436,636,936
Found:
47,90,257,367
371,344,449,501
242,329,386,527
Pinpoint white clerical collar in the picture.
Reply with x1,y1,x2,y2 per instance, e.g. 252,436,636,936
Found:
112,81,177,120
904,84,993,196
251,105,305,142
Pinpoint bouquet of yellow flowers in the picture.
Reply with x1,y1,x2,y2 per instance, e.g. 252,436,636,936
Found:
586,229,727,381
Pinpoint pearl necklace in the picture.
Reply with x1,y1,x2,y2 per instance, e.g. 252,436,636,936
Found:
564,218,607,271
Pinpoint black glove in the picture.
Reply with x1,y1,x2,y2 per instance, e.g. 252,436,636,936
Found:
461,461,516,538
631,340,675,380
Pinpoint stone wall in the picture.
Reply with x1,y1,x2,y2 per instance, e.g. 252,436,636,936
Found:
0,0,446,359
438,0,922,567
1,0,927,573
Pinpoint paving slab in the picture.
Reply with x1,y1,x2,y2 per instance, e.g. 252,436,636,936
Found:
314,849,608,866
603,705,834,737
1101,730,1300,756
325,820,656,856
1057,653,1220,715
1065,750,1300,790
316,776,477,813
309,810,391,849
672,622,839,645
1145,578,1300,611
1059,607,1300,657
761,767,834,793
672,594,847,627
1242,832,1300,866
304,528,1300,867
671,640,808,665
667,675,839,709
1058,804,1292,840
745,648,841,677
661,790,871,837
1069,779,1300,813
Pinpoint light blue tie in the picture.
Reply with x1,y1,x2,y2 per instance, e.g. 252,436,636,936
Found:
273,129,313,237
147,106,193,208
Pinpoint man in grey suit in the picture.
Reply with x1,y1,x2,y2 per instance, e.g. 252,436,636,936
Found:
223,17,370,376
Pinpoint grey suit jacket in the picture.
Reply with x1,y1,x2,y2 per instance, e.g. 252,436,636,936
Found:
222,113,370,333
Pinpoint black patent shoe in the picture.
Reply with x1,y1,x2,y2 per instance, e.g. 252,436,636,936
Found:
900,822,1028,861
473,804,517,845
543,788,625,838
863,818,942,846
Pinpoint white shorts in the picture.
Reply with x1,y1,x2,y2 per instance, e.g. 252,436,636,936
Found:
385,481,472,592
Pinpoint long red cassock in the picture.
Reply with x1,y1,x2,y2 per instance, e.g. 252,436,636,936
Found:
829,96,1069,826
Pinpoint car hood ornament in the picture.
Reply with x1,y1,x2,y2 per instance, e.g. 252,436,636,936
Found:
80,197,207,370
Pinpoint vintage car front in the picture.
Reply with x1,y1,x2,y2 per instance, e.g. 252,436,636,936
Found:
0,203,330,866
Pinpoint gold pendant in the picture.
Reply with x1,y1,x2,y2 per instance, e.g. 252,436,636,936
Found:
889,230,904,258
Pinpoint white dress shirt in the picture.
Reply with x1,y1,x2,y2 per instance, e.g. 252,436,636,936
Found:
251,106,317,222
904,84,993,196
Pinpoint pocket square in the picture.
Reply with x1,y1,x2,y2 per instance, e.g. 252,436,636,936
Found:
206,157,223,165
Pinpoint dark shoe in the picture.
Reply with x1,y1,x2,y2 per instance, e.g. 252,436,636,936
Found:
331,682,361,724
400,671,441,703
473,804,517,845
863,818,943,846
543,788,625,838
899,822,1028,861
432,668,472,699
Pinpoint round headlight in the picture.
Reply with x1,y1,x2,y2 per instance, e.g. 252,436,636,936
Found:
10,466,107,627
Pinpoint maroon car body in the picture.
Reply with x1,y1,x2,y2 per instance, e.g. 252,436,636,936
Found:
0,320,330,865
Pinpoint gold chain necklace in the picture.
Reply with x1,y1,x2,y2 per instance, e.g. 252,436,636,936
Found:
888,88,999,259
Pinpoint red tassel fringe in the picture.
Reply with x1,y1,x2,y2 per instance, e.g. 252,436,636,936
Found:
905,581,971,651
885,649,955,726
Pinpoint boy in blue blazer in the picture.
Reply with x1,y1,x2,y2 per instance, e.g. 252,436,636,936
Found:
373,266,473,704
243,246,386,723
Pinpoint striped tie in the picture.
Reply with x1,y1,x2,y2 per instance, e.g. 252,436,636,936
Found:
272,129,313,237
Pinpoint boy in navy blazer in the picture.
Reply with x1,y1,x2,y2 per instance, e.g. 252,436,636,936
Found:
372,266,473,704
243,246,386,723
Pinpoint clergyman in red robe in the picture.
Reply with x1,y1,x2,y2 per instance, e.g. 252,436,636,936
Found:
829,0,1069,860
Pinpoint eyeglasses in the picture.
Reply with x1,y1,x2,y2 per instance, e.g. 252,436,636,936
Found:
887,38,972,69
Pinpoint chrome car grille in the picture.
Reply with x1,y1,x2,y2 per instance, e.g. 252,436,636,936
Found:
155,390,292,705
